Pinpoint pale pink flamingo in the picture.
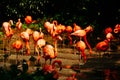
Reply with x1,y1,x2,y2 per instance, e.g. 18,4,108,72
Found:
43,44,58,64
35,38,46,64
44,21,56,36
20,31,30,55
32,28,44,54
44,20,63,56
16,18,22,30
2,21,14,54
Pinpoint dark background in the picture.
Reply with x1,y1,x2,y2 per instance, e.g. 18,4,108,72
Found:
0,0,119,29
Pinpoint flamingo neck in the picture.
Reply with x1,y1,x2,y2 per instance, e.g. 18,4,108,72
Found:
68,34,72,45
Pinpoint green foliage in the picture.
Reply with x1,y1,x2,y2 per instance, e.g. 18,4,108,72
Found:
0,0,119,31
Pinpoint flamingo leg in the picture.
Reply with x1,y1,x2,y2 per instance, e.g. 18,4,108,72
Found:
16,50,18,64
81,51,87,63
25,41,30,55
73,40,76,55
83,36,92,56
50,58,52,65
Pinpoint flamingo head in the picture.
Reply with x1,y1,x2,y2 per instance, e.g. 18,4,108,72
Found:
85,25,93,33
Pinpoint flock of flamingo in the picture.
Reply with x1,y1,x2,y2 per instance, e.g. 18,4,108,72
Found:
1,15,120,80
1,15,120,67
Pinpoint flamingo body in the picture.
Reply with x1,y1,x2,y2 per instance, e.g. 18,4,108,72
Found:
104,27,112,34
66,26,73,33
76,40,87,62
33,31,40,42
36,39,46,48
20,32,29,41
16,19,22,30
96,40,109,52
12,40,23,51
73,23,81,32
106,32,113,41
43,44,55,59
76,40,86,52
2,22,13,37
25,16,32,24
71,30,86,37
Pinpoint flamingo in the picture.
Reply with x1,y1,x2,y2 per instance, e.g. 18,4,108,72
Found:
66,73,77,80
106,32,114,42
16,18,22,30
52,20,66,34
44,20,65,37
73,23,82,32
114,24,120,41
114,24,120,34
96,27,114,57
25,15,32,25
32,27,44,57
43,44,58,64
71,26,93,56
25,28,33,36
44,21,56,36
20,31,30,55
65,26,73,45
12,40,23,63
2,21,14,54
96,39,109,57
35,39,46,64
76,40,87,63
32,30,41,54
104,27,112,35
42,60,62,79
44,20,63,56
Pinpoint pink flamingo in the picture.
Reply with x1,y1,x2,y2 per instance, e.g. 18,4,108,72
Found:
96,39,109,57
43,44,58,64
114,24,120,41
71,26,93,56
73,23,82,32
65,26,73,45
16,18,22,30
76,40,87,63
44,20,63,55
12,40,23,63
42,60,62,79
2,21,14,54
36,38,46,64
20,31,30,55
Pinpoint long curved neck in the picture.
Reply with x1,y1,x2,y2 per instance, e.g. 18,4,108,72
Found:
68,34,72,45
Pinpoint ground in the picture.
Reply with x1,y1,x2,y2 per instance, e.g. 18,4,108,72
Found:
0,32,120,80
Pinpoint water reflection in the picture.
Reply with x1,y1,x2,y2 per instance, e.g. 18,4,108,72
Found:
71,64,120,80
